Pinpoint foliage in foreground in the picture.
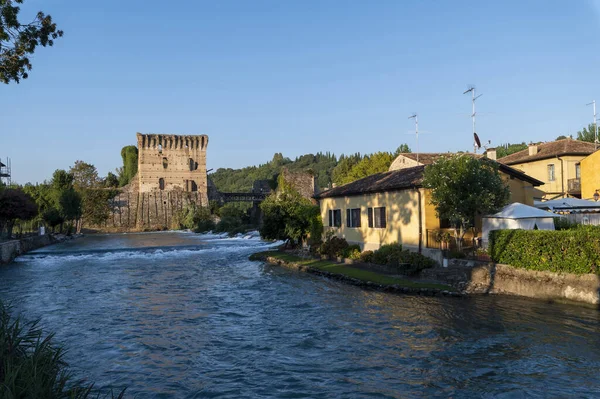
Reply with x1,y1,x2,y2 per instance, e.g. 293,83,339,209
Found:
0,0,64,84
0,302,124,398
489,227,600,274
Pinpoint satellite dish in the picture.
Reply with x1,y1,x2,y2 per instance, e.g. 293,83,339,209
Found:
474,132,482,149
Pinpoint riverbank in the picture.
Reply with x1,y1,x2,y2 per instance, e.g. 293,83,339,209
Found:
0,234,80,264
422,260,600,307
250,250,461,297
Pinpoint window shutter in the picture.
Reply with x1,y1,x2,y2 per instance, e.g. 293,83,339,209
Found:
380,207,387,228
346,209,351,227
354,208,361,227
368,208,373,228
329,210,333,227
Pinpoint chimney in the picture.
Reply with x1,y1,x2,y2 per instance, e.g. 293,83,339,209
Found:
485,148,497,161
528,143,538,156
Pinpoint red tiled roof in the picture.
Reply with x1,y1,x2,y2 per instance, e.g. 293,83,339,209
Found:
497,139,597,165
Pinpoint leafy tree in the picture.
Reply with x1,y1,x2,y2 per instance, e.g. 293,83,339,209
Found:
57,188,81,227
118,145,138,186
70,160,99,191
556,135,568,140
496,142,527,159
576,123,598,143
422,154,510,250
173,203,214,232
0,0,63,84
51,169,74,191
259,176,322,247
103,172,119,188
0,188,37,238
394,143,412,156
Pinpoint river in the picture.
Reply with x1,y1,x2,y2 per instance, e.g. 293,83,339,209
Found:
0,232,599,398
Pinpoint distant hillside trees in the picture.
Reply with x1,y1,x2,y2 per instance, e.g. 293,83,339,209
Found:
210,144,412,193
496,142,527,159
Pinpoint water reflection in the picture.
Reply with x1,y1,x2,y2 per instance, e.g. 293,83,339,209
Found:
0,232,599,398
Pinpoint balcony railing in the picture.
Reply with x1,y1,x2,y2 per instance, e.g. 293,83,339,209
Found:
568,178,581,194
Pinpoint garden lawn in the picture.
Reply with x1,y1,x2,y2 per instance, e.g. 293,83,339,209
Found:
250,251,454,291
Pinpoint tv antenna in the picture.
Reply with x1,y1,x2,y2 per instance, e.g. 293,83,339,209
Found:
408,113,419,163
464,86,483,153
586,100,599,150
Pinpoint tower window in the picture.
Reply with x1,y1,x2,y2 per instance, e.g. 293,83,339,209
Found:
159,178,165,190
162,157,168,169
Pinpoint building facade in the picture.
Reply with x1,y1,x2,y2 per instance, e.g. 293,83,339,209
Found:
497,138,597,199
315,160,542,253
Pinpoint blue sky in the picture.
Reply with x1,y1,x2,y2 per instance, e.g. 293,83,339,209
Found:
3,0,600,184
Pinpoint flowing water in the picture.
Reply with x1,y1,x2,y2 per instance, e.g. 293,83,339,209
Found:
1,232,600,398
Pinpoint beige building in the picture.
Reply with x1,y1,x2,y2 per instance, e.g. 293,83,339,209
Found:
315,158,542,252
136,133,209,198
496,138,597,199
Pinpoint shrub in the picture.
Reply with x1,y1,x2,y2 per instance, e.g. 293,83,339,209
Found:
554,217,578,230
319,236,349,258
342,244,361,260
359,250,374,263
371,243,404,265
489,227,600,274
369,242,436,275
174,204,214,232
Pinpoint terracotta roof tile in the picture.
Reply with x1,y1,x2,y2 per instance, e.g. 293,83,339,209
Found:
497,139,597,165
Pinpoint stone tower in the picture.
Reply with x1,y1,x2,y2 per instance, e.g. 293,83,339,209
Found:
136,133,209,203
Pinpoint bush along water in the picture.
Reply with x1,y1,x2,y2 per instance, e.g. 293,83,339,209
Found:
489,227,600,274
369,243,436,276
0,302,125,398
318,236,435,276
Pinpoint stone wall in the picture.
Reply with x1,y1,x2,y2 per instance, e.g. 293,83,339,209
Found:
1,235,55,264
136,133,208,204
281,168,316,202
421,261,600,306
104,185,206,231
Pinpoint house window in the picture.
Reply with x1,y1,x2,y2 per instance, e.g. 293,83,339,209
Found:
576,164,581,179
346,208,361,228
329,209,341,227
548,164,555,181
373,207,386,228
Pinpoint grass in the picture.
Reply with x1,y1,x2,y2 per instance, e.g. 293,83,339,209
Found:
251,251,455,291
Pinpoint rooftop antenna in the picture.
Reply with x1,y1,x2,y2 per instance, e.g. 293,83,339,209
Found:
464,86,483,153
586,100,599,150
408,113,419,163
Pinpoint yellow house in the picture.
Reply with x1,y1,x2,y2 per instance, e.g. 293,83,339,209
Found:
580,150,600,200
315,158,543,254
497,138,597,199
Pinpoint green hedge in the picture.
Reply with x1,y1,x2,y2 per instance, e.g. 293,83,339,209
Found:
489,227,600,274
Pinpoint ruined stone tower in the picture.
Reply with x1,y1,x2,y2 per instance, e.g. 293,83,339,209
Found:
136,133,209,202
